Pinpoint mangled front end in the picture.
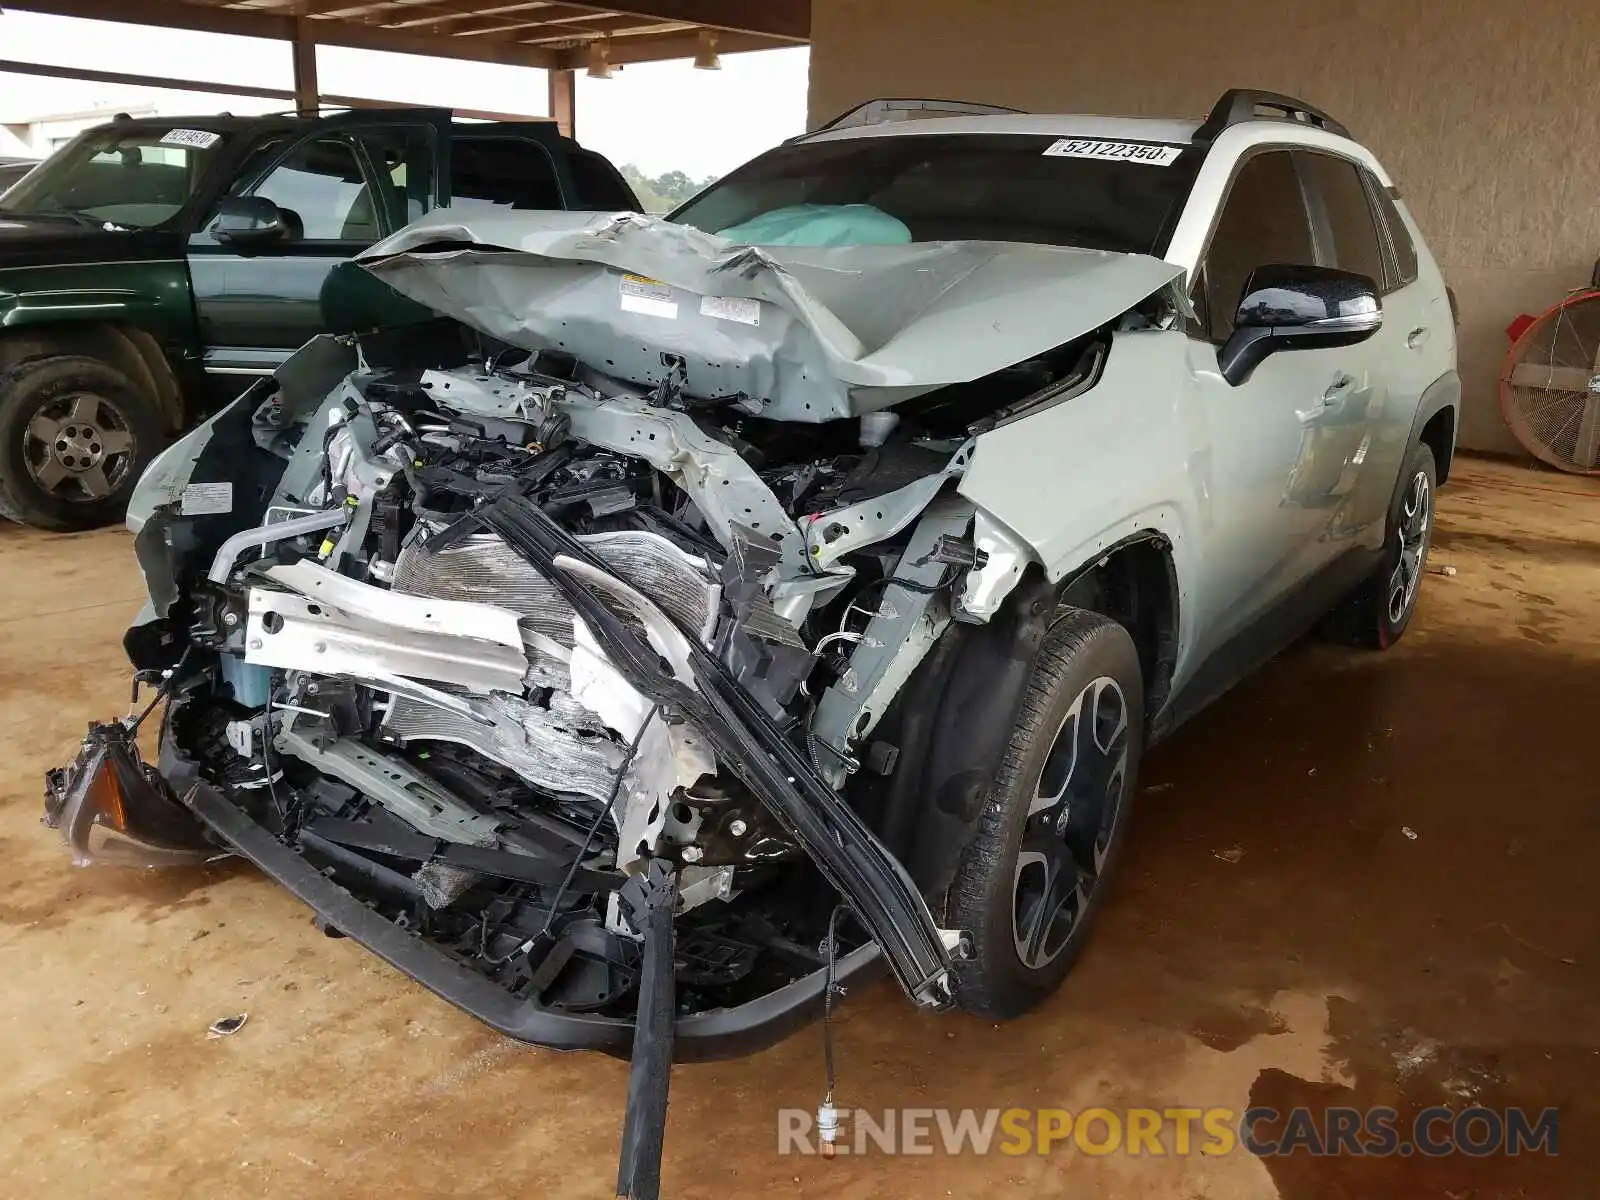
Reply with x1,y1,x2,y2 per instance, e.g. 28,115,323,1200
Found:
46,213,1184,1061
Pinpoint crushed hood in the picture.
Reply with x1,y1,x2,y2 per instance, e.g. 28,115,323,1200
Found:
358,211,1183,422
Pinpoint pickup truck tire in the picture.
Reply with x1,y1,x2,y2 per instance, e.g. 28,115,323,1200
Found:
1322,442,1437,650
947,607,1144,1019
0,354,166,532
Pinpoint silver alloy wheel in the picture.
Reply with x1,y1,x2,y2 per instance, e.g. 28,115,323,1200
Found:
23,392,136,501
1012,675,1130,970
1386,469,1433,625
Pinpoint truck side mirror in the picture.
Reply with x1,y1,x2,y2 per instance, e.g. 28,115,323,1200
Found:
210,194,293,249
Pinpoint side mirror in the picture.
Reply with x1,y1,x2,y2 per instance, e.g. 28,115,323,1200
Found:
210,194,291,249
1219,264,1382,386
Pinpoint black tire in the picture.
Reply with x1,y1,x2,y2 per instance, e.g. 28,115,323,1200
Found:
1322,442,1437,650
947,607,1144,1018
0,354,166,531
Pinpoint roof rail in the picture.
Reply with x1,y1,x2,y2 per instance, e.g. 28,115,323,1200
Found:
807,97,1025,136
1193,89,1350,143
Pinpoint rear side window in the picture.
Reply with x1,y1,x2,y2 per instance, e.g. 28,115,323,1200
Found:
1297,151,1386,287
567,148,641,212
1198,149,1315,341
450,137,563,212
1370,181,1420,290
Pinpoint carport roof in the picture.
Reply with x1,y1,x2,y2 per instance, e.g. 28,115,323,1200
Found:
2,0,808,68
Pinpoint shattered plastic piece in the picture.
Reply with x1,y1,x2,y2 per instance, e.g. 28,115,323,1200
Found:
1213,846,1245,864
207,1013,248,1038
1402,826,1419,840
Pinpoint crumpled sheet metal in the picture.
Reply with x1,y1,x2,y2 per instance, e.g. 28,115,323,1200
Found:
358,211,1184,422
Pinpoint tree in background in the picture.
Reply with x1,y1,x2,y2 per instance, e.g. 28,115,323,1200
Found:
621,164,719,215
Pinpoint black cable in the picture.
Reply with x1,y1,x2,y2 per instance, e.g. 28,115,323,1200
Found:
484,704,661,966
855,564,960,600
126,646,193,737
123,688,166,736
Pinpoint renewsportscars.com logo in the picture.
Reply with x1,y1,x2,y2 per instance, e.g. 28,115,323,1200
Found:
777,1105,1559,1158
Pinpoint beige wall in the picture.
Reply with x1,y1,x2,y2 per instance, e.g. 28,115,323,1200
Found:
807,0,1600,453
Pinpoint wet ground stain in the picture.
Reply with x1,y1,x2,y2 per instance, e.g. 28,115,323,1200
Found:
0,862,234,932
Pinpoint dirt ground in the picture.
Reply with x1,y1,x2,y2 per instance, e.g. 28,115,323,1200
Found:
1,455,1597,1199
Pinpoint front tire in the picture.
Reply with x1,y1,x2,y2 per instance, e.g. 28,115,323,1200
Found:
946,607,1144,1018
0,354,166,531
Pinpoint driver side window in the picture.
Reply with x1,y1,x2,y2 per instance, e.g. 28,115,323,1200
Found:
1196,150,1316,342
248,136,377,243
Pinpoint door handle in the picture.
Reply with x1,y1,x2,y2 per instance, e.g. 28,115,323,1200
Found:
1321,373,1356,409
1407,326,1431,351
1297,374,1355,423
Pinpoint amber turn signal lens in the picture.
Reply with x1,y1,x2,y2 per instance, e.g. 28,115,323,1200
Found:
83,758,130,834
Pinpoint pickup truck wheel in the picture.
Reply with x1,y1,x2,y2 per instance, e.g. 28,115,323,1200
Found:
0,355,165,531
1322,442,1437,650
947,608,1144,1019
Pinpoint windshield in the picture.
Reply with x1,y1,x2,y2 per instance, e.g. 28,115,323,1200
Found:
669,133,1196,254
0,125,228,230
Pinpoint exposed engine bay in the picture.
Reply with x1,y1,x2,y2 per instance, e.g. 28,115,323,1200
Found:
43,214,1186,1191
44,313,1122,1032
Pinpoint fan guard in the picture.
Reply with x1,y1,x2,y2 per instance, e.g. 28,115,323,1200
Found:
1500,289,1600,474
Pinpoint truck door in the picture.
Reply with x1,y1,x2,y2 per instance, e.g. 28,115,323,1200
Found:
186,110,451,381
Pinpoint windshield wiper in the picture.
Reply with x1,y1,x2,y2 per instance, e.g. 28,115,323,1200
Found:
1,206,106,229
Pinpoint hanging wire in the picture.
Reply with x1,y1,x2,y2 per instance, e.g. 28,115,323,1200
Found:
822,903,848,1098
484,704,662,966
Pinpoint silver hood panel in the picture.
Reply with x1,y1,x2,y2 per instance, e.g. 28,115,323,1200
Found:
357,211,1184,422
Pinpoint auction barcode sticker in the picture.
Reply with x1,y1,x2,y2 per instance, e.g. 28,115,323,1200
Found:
160,128,222,149
1042,139,1182,167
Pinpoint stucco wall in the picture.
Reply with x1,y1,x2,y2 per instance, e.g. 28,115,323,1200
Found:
807,0,1600,454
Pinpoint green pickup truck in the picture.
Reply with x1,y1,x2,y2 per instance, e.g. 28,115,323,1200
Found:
0,108,639,530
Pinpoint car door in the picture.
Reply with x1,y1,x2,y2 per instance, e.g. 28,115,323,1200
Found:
187,111,450,379
1292,149,1403,547
1362,175,1451,534
1180,147,1372,670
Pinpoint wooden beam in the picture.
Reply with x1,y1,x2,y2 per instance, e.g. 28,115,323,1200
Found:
547,66,575,138
283,0,807,40
290,17,318,115
391,2,618,29
550,27,787,66
0,57,549,122
548,1,807,41
4,0,558,67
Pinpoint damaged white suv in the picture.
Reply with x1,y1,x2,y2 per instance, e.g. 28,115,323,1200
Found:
48,90,1456,1182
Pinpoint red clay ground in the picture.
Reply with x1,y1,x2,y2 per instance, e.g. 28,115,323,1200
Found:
1,456,1597,1199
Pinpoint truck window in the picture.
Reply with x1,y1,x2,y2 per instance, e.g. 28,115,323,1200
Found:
449,137,563,212
361,126,438,228
251,136,379,242
567,148,642,212
1,126,227,228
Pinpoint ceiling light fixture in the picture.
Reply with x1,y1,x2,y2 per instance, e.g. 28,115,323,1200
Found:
586,38,614,79
693,29,721,71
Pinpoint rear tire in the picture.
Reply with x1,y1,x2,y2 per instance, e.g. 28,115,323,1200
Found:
946,607,1144,1019
1323,442,1437,650
0,354,166,531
